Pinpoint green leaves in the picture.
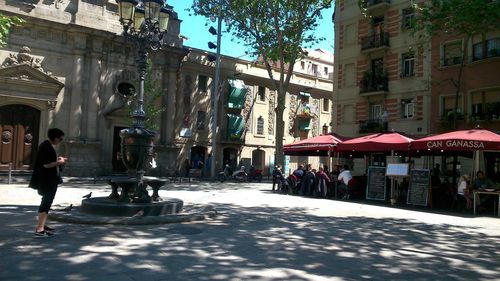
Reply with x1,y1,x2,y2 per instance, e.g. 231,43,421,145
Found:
191,0,332,64
413,0,500,38
0,13,24,47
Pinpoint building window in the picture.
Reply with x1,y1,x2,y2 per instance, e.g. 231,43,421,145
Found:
370,104,382,121
311,64,318,75
300,61,305,70
401,8,415,30
441,95,463,118
197,111,206,130
198,75,208,93
322,124,328,135
473,38,500,61
487,38,500,57
324,67,329,76
323,98,330,112
471,90,500,120
256,116,264,135
401,99,414,119
442,41,462,66
258,86,266,102
401,52,415,77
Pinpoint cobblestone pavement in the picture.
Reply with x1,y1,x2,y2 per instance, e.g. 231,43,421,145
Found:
0,180,499,281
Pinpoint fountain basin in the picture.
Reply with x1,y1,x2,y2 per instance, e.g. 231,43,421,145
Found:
81,197,183,217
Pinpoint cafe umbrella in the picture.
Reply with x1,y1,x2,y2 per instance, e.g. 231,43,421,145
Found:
410,128,500,182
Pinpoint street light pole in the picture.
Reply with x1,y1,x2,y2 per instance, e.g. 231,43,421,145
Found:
210,15,222,179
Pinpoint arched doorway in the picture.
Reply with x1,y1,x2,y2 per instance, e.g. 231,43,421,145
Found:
223,147,238,170
252,149,266,173
190,146,207,169
0,104,40,170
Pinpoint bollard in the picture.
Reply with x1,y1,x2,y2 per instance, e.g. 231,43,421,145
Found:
8,162,12,184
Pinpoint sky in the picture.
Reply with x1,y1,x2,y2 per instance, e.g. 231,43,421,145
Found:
168,0,335,59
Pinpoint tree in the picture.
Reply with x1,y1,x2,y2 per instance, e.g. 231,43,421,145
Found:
0,13,24,47
412,0,500,129
191,0,332,166
127,61,165,132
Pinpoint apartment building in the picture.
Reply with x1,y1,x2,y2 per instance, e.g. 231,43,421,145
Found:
431,32,500,133
333,0,431,137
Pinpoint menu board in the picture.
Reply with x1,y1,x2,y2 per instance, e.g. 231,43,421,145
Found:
366,166,386,201
407,169,430,206
386,163,409,176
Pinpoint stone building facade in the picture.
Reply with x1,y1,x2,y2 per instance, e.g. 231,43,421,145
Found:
0,0,333,176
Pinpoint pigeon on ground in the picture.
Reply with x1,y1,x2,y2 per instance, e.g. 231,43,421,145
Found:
82,192,92,199
62,204,73,212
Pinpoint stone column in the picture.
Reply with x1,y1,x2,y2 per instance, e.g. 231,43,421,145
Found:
165,58,180,143
87,41,103,140
69,51,85,139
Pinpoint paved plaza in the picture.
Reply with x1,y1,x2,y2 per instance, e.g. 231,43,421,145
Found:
0,180,499,281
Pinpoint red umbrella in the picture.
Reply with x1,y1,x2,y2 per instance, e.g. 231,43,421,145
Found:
284,134,345,155
335,132,414,152
410,128,500,152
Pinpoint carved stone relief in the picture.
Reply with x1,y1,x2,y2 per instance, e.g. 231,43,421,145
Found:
1,46,57,78
268,90,276,135
289,95,297,136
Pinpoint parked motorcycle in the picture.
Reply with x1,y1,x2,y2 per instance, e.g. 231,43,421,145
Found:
247,165,263,182
218,165,247,182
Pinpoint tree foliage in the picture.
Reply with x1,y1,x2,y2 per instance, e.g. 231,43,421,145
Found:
0,13,24,47
128,61,165,132
412,0,500,39
191,0,332,165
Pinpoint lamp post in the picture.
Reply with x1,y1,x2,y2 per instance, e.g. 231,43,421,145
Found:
116,0,170,202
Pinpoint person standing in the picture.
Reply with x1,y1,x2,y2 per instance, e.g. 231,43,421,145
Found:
29,128,66,237
337,165,353,199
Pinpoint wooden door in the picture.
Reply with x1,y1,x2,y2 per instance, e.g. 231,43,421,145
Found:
0,105,40,170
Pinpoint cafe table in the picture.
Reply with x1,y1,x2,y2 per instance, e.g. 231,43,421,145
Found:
473,189,500,217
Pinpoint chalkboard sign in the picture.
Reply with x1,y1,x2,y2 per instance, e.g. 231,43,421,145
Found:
366,166,386,200
407,169,430,206
386,163,409,176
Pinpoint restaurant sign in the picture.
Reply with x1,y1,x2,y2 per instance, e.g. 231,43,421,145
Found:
426,140,485,149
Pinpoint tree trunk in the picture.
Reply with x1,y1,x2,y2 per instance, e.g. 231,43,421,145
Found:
453,36,469,129
274,90,286,166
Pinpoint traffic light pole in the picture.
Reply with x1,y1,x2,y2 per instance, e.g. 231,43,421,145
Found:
210,16,222,180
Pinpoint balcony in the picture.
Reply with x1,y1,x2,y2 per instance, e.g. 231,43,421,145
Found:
360,70,388,96
359,120,385,134
296,103,316,119
361,32,390,53
365,0,390,15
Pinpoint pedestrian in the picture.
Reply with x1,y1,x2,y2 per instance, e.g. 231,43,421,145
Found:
272,165,284,191
29,128,67,237
337,164,353,199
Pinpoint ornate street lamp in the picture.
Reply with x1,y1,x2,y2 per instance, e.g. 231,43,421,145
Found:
116,0,171,202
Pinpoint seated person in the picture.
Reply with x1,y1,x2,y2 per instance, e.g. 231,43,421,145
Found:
473,171,494,190
473,171,496,212
456,174,472,209
293,165,305,180
337,165,353,199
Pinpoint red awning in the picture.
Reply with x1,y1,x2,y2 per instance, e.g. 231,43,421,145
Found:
410,129,500,152
284,134,346,155
335,132,414,152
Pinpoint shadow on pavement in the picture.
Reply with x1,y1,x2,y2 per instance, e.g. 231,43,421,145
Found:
0,201,499,281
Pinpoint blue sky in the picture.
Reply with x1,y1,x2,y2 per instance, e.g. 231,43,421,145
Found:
168,1,335,59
